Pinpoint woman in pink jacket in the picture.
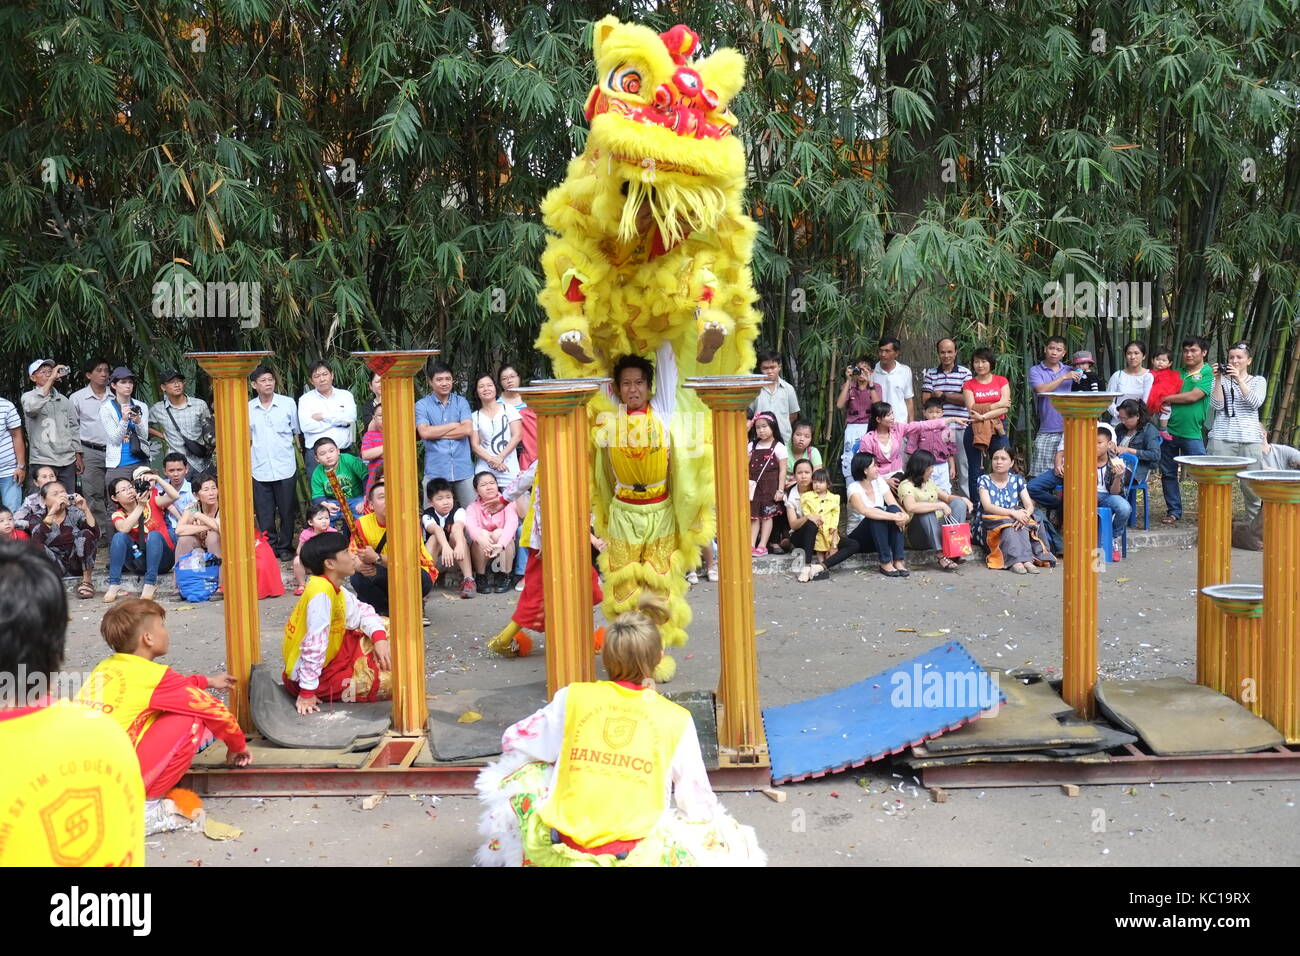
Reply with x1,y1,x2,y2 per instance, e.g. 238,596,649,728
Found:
856,402,967,492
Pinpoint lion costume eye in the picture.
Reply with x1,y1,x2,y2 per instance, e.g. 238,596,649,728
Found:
608,66,643,95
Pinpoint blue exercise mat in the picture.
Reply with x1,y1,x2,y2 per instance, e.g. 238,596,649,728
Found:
763,641,1004,784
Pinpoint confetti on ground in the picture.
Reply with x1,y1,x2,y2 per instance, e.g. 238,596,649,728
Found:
457,711,482,723
203,817,243,841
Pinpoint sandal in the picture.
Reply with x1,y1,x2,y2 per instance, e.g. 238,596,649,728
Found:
938,557,959,571
751,546,768,557
1160,515,1180,525
1011,563,1028,574
78,581,95,599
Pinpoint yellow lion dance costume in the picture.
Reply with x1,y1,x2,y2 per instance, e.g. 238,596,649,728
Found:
535,16,761,681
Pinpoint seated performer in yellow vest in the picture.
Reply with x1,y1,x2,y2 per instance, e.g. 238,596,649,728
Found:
0,538,144,866
474,595,765,867
348,480,437,617
597,340,690,682
283,531,391,714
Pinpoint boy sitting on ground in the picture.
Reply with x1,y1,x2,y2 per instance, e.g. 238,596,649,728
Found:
422,477,475,597
283,531,392,714
76,599,251,820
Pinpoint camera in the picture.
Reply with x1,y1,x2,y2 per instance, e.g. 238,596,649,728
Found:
1216,363,1230,375
133,477,152,497
849,364,863,376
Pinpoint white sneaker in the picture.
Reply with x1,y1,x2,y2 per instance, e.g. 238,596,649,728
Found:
707,567,719,582
788,552,806,575
685,571,699,585
514,577,525,591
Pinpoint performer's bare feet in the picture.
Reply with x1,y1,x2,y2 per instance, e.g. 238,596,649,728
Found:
559,330,594,364
697,322,726,364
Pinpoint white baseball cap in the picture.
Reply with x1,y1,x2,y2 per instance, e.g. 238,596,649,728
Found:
27,358,54,376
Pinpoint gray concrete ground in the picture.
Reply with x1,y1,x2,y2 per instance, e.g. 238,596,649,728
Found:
56,536,1299,867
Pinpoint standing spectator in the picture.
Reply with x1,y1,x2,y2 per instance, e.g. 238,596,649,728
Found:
470,372,523,485
249,364,301,561
100,367,151,491
805,453,911,579
978,447,1055,574
922,338,972,495
749,351,800,446
1028,337,1081,476
21,358,81,493
148,369,214,476
856,401,965,493
960,348,1012,500
898,449,972,571
358,370,384,439
360,402,385,492
1106,340,1154,423
782,418,823,498
416,360,475,508
1113,399,1163,488
298,360,357,479
1207,342,1268,520
28,480,98,596
748,412,786,556
499,364,538,470
70,357,113,531
835,357,880,501
0,392,25,512
1159,337,1214,524
873,337,915,423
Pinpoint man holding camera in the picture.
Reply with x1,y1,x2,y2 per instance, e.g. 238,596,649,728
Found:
21,358,82,495
149,368,214,476
100,366,152,491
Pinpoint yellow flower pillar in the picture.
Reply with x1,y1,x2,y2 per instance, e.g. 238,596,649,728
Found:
516,380,604,698
1202,583,1264,716
189,352,269,732
686,375,769,766
1048,392,1121,719
352,351,439,735
1176,456,1255,691
1239,470,1300,741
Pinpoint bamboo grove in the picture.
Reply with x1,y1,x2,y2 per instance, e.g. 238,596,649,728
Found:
2,0,1297,450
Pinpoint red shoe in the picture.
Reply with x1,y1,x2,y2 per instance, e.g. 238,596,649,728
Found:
1112,548,1121,562
293,585,305,596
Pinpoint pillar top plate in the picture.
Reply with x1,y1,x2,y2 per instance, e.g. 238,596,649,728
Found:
685,375,767,409
1202,583,1265,617
351,350,439,376
187,352,270,376
517,379,608,412
1237,469,1300,503
1047,392,1123,417
1175,455,1256,482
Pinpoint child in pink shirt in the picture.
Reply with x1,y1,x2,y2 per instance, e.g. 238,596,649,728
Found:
292,504,334,595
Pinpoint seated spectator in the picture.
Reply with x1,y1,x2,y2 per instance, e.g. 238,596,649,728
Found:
782,458,817,574
28,480,98,597
465,471,519,594
159,452,195,537
897,449,972,571
423,477,475,598
0,538,144,866
857,401,966,494
360,402,384,492
12,464,58,532
1106,340,1153,422
1027,426,1132,552
349,481,437,616
470,372,523,486
103,471,180,604
907,398,961,494
175,473,222,565
961,348,1010,499
797,468,840,579
293,503,334,595
309,436,367,529
805,453,910,580
1113,398,1163,487
76,599,249,822
979,447,1055,574
0,506,25,541
748,412,786,556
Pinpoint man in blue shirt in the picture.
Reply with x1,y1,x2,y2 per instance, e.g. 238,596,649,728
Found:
415,360,474,509
1028,337,1083,476
248,364,302,559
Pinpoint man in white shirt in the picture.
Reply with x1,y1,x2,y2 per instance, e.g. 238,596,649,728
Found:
69,357,112,532
873,337,915,423
298,361,356,480
250,365,302,560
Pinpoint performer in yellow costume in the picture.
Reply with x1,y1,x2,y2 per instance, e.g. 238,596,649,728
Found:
534,16,762,680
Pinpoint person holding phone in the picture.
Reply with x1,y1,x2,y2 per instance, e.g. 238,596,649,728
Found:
21,358,82,495
100,367,152,490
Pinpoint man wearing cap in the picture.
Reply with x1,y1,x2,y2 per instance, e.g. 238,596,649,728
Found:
100,367,152,490
70,357,113,531
21,359,81,494
149,368,214,476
